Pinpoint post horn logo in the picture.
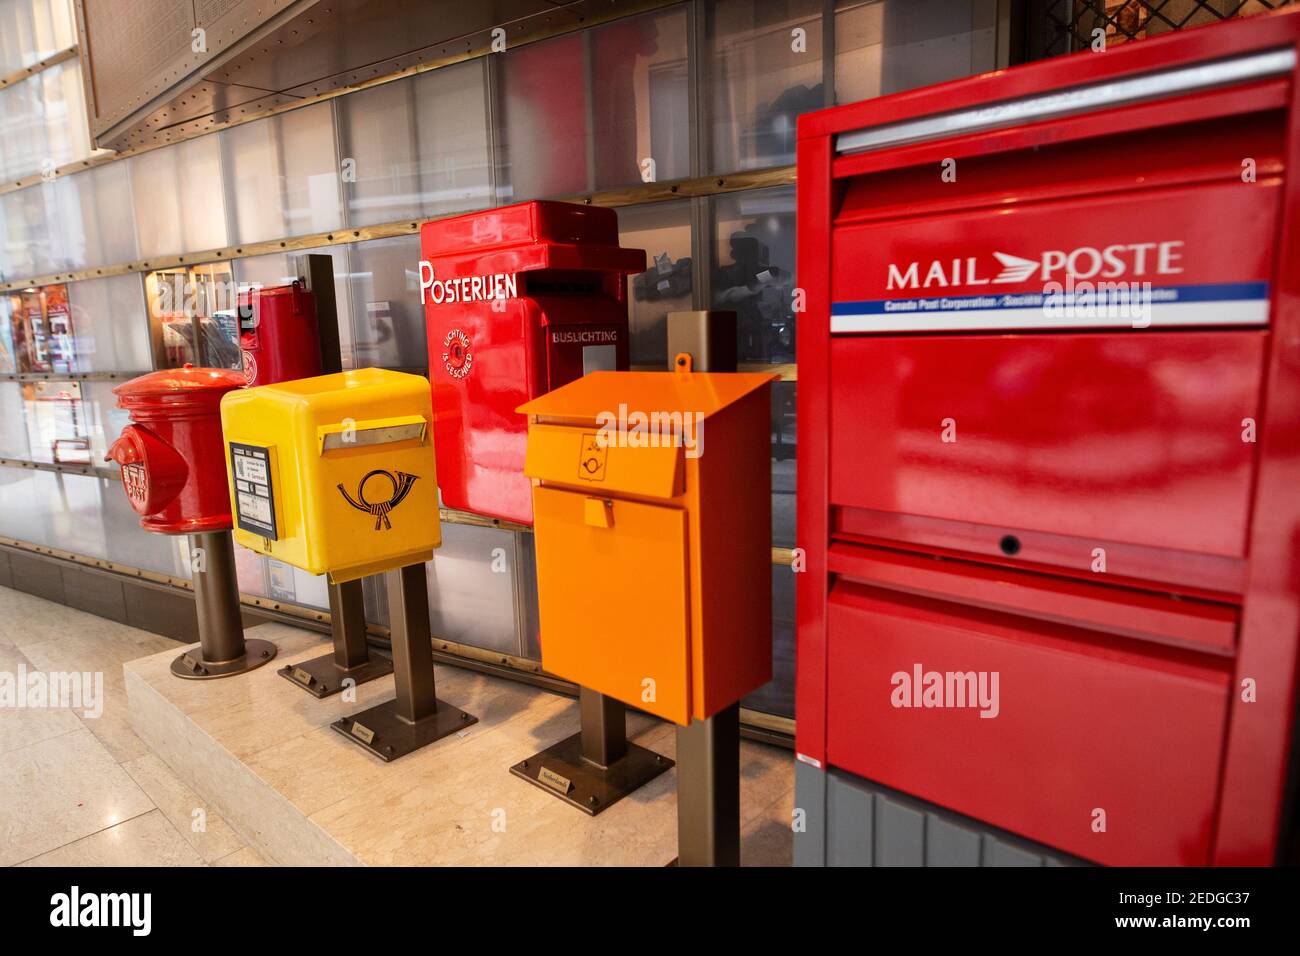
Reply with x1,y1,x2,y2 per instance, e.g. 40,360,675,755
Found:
338,470,419,530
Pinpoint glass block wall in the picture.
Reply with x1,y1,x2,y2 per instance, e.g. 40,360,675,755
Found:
0,0,1008,719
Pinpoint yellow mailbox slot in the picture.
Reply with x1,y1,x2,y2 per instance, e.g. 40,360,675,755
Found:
519,368,776,726
220,368,440,583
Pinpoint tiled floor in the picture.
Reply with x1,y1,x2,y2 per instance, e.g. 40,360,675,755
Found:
2,584,795,867
128,623,796,866
0,586,266,867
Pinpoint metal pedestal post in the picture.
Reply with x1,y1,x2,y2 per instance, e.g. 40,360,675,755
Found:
332,562,476,760
665,315,744,864
675,703,741,866
510,687,673,815
279,578,392,697
171,530,277,679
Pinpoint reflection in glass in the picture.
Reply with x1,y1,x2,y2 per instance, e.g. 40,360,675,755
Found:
0,183,57,279
0,59,95,181
46,472,108,559
145,264,241,370
708,0,824,173
618,200,693,368
428,523,527,657
56,160,138,271
103,487,191,578
711,186,797,364
495,6,690,202
0,381,31,458
21,379,89,464
0,0,77,76
222,103,342,245
589,7,690,189
771,380,796,547
412,61,493,215
495,33,587,202
339,61,492,226
65,273,151,372
345,235,427,370
129,136,226,259
834,0,999,104
741,563,796,718
4,283,73,372
233,246,355,367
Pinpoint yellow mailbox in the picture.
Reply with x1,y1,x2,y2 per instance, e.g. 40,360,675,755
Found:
220,368,440,582
518,367,777,725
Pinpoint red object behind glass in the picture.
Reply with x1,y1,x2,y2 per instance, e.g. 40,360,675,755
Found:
238,281,321,387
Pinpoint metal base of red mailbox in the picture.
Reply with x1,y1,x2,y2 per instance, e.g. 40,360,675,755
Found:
332,699,476,762
510,732,673,816
279,653,393,699
170,638,278,680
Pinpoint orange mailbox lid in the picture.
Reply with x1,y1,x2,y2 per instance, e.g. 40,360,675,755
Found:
113,364,247,409
517,370,778,424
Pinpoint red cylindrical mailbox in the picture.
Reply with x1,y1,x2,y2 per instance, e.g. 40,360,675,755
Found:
238,281,321,387
106,365,247,534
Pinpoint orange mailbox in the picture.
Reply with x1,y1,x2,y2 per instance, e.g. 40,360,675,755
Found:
519,367,776,724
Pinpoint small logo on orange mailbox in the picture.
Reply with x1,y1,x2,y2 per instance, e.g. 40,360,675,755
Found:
578,433,607,481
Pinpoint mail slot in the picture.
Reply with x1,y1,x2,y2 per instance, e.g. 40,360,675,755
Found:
796,9,1300,866
219,368,440,582
519,369,775,724
420,200,646,525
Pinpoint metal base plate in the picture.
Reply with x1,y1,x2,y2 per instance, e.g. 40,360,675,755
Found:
510,732,673,816
332,698,477,761
170,638,277,680
278,653,393,698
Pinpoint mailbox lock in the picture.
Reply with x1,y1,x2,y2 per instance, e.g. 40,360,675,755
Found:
999,535,1022,556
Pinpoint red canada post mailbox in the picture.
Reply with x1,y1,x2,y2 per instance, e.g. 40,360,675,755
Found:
419,200,645,524
238,281,321,387
795,9,1300,866
107,365,248,534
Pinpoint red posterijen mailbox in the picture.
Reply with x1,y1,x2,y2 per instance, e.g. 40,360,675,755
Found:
796,9,1300,866
238,281,321,387
107,365,247,533
420,201,645,524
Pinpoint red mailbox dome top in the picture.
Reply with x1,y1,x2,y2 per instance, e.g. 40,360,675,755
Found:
113,365,247,410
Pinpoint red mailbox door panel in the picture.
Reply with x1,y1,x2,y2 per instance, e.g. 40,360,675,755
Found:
826,578,1230,866
829,330,1264,560
430,298,541,525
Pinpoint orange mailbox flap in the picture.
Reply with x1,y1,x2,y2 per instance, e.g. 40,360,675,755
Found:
524,423,683,500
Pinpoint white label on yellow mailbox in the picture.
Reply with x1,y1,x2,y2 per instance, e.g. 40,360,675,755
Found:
230,443,277,540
